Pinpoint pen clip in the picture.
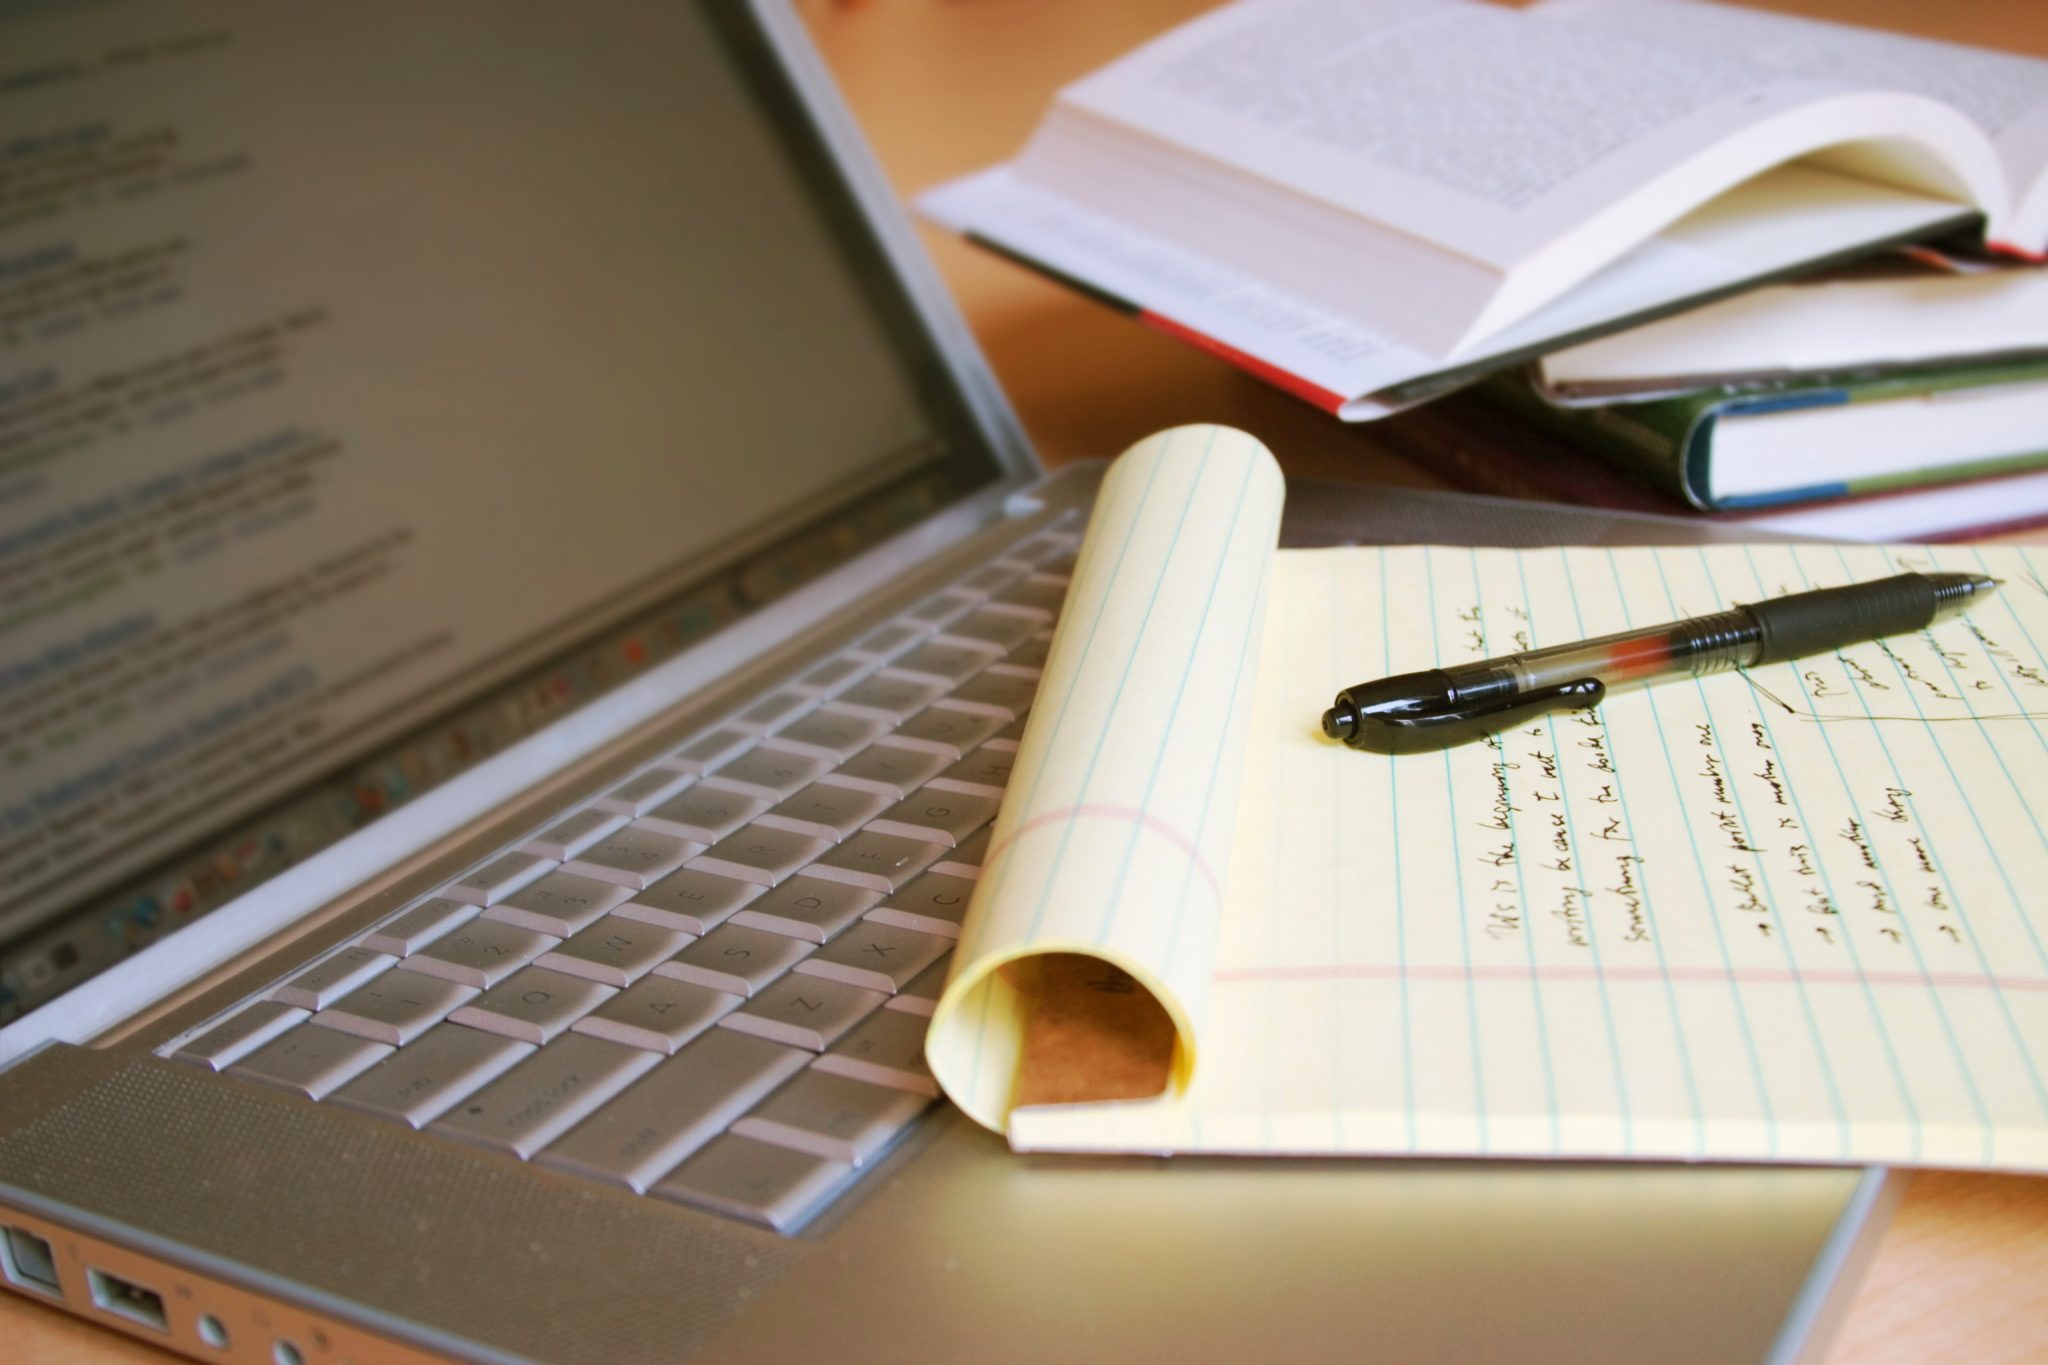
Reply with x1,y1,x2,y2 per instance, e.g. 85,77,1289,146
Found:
1344,677,1605,754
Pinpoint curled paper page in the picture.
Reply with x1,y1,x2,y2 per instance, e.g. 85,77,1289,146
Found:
925,425,1284,1131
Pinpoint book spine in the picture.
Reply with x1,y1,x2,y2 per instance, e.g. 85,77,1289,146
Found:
1372,395,1689,515
1476,377,1713,507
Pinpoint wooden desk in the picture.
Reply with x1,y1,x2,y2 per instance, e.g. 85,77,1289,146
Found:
10,1,2046,1360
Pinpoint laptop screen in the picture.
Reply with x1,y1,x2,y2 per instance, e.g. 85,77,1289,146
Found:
0,0,1011,1019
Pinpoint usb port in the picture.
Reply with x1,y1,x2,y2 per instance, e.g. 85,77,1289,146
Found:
88,1267,167,1331
0,1225,61,1298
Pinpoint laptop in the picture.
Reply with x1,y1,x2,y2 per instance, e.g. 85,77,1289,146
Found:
0,1,1894,1360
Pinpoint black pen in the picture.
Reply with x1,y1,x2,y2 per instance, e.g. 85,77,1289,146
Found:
1320,570,1999,754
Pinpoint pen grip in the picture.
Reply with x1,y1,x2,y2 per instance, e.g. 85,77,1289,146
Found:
1747,573,1937,666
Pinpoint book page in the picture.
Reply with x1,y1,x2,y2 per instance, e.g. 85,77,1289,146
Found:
1055,0,1844,264
1014,535,2048,1168
1541,0,2048,248
1010,0,1997,357
937,426,2048,1170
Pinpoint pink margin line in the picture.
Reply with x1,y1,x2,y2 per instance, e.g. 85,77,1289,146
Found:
985,804,1221,900
1213,962,2048,993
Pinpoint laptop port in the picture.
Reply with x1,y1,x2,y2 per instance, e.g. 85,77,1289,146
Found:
1,1225,61,1298
87,1267,168,1331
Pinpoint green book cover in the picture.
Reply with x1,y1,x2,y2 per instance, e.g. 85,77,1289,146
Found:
1486,356,2048,512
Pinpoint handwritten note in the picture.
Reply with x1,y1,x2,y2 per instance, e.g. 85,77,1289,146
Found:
930,426,2048,1171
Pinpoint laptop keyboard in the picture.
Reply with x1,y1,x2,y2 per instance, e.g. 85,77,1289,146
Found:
163,521,1079,1233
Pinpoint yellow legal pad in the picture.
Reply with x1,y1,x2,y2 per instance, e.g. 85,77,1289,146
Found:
928,424,2048,1170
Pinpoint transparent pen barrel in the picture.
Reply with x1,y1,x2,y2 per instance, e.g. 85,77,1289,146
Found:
1451,609,1763,699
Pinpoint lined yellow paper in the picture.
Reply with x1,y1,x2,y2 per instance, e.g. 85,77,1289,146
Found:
930,425,2048,1170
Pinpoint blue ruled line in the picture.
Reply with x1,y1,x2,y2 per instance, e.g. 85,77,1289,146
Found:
1596,548,1778,1152
1554,549,1698,1154
1427,547,1490,1152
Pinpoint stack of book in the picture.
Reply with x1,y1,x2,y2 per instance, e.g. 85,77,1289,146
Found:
920,0,2048,540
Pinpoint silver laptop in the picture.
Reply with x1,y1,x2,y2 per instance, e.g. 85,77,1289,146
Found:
0,2,1893,1360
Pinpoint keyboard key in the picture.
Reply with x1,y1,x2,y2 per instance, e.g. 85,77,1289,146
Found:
934,669,1037,720
729,690,816,735
638,784,768,844
656,923,814,996
536,1029,808,1192
1007,632,1053,670
925,746,1016,799
310,968,477,1045
797,922,951,995
360,897,479,957
936,609,1043,654
329,1025,533,1127
983,715,1029,752
815,1009,940,1096
172,1001,309,1071
271,946,395,1010
537,915,695,987
948,563,1023,600
806,830,945,892
408,919,558,989
448,966,616,1044
616,867,763,934
661,726,752,775
885,954,951,1017
933,826,993,880
847,621,926,661
445,851,555,906
754,781,891,842
900,594,972,632
591,768,695,818
574,975,741,1053
828,739,950,798
867,789,999,848
835,671,949,723
729,875,880,945
722,975,887,1051
231,1026,392,1099
428,1033,659,1159
654,1133,855,1234
1001,530,1077,569
889,639,999,687
484,870,632,937
868,871,978,939
520,808,628,861
889,706,1006,758
703,746,829,801
773,705,888,761
689,824,833,888
788,655,872,698
732,1068,932,1166
989,574,1065,617
1037,547,1079,577
564,826,702,890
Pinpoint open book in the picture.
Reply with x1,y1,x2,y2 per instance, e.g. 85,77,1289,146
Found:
921,0,2048,418
929,425,2048,1170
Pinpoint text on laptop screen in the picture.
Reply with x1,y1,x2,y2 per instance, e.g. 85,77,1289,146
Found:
0,0,1005,1010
